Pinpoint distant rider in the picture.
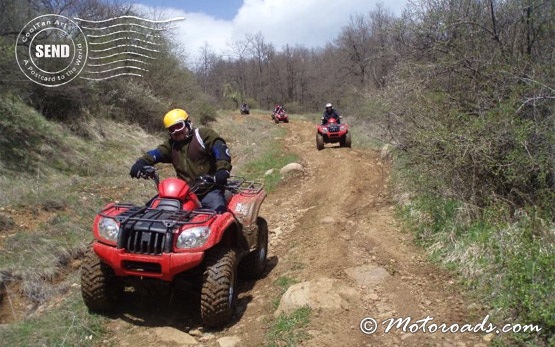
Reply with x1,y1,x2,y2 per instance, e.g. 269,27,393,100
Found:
129,108,232,213
321,103,340,125
273,104,284,117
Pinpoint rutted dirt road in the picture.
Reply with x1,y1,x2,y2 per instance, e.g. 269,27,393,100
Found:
104,114,489,347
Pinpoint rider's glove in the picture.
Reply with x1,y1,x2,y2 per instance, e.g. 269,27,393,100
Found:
214,169,229,186
129,159,147,178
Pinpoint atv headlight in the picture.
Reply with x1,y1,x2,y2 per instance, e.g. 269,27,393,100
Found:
98,217,120,242
340,126,346,131
322,128,328,133
176,226,211,249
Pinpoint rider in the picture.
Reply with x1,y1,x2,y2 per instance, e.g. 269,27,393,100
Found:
273,104,284,117
321,103,340,125
129,108,232,213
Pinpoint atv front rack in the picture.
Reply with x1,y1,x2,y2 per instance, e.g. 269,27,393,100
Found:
99,203,216,228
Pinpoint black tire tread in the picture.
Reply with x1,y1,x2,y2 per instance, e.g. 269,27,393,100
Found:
200,247,237,328
80,250,120,312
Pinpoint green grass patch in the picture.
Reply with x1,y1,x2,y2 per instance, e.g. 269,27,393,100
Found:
266,306,312,347
399,196,555,346
0,289,107,347
240,148,299,192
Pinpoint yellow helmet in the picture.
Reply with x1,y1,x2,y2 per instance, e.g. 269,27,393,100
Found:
163,108,189,128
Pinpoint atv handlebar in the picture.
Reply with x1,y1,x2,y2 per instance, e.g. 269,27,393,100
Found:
138,167,244,194
139,166,159,186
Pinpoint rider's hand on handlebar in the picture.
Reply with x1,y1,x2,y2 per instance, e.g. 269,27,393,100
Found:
214,169,229,185
139,166,156,179
130,159,147,178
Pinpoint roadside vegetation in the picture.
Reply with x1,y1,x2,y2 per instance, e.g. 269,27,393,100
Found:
1,0,554,346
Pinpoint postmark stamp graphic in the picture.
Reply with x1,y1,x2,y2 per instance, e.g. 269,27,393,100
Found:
15,14,88,87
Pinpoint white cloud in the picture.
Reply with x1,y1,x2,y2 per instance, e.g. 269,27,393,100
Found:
133,0,406,66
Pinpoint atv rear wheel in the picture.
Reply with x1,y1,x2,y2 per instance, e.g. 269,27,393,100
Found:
81,250,122,312
316,133,324,150
239,217,268,280
200,247,238,328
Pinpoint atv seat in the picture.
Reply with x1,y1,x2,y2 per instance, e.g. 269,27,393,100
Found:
150,198,182,211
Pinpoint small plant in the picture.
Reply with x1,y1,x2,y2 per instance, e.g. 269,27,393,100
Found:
266,306,312,347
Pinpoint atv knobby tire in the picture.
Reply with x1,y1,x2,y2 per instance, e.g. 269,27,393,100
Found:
239,217,268,280
201,247,238,328
340,132,352,148
81,250,122,312
316,133,325,150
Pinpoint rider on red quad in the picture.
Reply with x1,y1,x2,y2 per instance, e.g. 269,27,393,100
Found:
321,103,340,125
273,104,285,117
129,108,232,213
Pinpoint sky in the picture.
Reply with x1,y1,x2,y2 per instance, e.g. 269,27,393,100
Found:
127,0,408,66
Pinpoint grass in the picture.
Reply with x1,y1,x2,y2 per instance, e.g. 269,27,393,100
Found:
398,195,555,346
0,99,299,346
0,288,107,347
266,306,312,347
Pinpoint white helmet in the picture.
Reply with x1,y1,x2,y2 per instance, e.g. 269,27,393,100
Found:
325,103,333,108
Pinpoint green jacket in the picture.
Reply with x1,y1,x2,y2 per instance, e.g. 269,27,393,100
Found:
142,127,232,183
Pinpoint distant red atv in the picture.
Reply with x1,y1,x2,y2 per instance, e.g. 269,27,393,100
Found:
272,110,289,123
316,117,351,150
81,167,268,328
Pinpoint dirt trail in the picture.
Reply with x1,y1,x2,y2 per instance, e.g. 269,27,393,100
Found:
105,114,488,347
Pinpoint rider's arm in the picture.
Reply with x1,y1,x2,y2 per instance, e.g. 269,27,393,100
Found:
141,141,172,165
199,128,232,172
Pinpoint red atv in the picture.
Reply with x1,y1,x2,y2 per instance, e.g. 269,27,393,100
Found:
316,117,351,150
81,167,268,328
272,110,289,123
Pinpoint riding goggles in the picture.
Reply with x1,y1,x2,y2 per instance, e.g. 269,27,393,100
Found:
168,120,187,134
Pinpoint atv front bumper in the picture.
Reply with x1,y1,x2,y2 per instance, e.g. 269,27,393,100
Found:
93,242,204,282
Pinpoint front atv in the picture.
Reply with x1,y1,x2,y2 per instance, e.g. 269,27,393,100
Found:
81,168,268,328
316,117,351,150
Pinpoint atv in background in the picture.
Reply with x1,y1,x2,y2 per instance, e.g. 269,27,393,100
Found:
240,103,250,115
316,116,351,150
81,167,268,328
272,110,289,123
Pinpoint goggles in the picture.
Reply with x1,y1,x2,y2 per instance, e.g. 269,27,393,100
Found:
168,120,187,134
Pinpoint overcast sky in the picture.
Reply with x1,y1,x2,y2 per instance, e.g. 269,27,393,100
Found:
129,0,408,66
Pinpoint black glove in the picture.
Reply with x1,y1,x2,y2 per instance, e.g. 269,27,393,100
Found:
214,169,229,186
129,159,147,178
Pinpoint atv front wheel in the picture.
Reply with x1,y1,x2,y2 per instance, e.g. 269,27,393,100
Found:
201,247,238,328
81,250,122,312
239,217,269,280
345,132,352,147
341,132,352,148
316,133,324,150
